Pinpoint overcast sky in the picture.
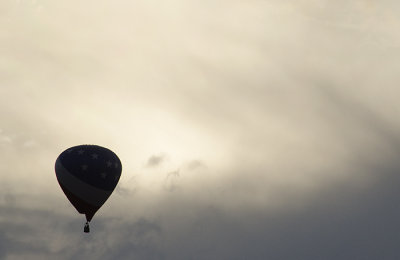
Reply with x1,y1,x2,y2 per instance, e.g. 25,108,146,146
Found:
1,0,400,259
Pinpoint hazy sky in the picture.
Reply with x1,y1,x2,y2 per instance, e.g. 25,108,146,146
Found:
1,1,400,259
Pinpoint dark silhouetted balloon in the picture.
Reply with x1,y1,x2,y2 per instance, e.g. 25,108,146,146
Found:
55,145,122,232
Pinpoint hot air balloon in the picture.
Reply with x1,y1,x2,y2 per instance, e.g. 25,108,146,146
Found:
55,145,122,233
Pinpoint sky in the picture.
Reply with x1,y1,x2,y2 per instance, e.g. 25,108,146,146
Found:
1,0,400,259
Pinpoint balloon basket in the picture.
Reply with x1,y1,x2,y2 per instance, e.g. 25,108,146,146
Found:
84,222,90,233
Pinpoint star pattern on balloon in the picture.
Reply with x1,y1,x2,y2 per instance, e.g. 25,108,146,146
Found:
59,145,121,188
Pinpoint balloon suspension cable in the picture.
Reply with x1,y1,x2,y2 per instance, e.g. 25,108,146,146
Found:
84,221,90,233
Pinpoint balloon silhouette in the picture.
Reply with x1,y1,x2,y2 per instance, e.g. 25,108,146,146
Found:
55,145,122,232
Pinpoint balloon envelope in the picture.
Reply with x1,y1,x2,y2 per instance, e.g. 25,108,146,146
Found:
55,145,122,221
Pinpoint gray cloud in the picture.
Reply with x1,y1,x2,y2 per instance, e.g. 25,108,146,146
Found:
185,160,206,171
163,169,180,192
146,154,167,168
1,155,399,260
0,205,163,260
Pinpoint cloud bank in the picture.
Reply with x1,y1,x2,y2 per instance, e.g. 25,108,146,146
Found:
1,0,400,259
